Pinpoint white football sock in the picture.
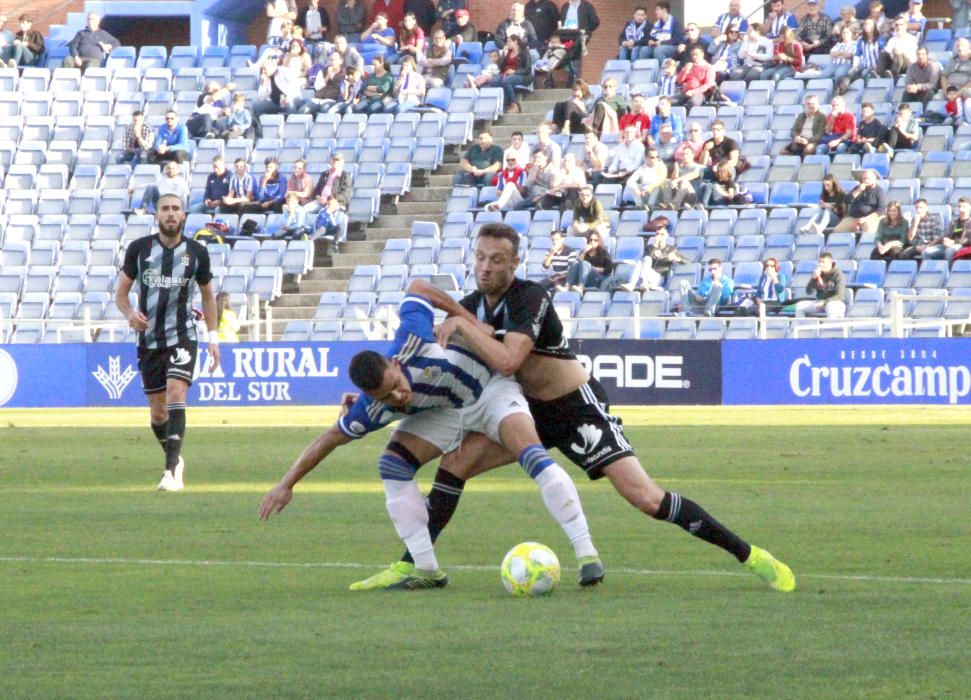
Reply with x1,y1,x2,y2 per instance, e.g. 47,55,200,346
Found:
383,478,439,571
533,464,598,560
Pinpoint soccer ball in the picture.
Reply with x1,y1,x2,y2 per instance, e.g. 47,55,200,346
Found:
500,542,561,596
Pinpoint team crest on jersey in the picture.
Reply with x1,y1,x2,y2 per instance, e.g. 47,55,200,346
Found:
181,255,191,267
422,366,443,381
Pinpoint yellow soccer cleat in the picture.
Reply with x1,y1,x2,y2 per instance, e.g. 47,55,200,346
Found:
348,561,415,591
745,546,796,592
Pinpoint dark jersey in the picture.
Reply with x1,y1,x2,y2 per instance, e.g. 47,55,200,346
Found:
121,234,212,350
460,278,574,359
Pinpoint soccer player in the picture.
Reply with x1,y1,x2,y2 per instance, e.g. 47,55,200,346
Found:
259,280,603,590
357,224,795,592
115,194,221,491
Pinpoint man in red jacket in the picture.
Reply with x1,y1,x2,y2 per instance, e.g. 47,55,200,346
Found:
818,95,857,155
675,46,716,106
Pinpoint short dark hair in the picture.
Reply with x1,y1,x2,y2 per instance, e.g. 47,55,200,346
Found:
477,222,520,252
708,258,722,266
657,1,671,11
511,130,524,138
349,351,389,392
132,110,144,118
819,252,834,262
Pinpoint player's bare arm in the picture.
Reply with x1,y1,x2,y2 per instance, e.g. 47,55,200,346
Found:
406,279,493,336
436,318,534,377
114,273,148,331
199,281,221,372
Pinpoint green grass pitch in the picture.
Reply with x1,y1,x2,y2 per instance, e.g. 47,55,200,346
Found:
1,407,969,699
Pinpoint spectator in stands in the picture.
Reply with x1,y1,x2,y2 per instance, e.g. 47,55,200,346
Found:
360,12,397,61
64,13,119,71
370,0,406,30
642,1,682,62
187,80,236,139
884,103,921,155
898,199,942,260
311,52,348,112
944,86,966,125
525,0,560,50
849,19,883,83
550,152,587,209
282,38,312,84
675,23,706,68
674,46,717,106
675,122,707,163
700,120,740,180
565,226,613,291
551,80,593,135
454,129,504,186
800,174,846,234
761,26,803,82
313,195,348,250
619,91,652,142
492,35,534,114
869,200,909,261
847,102,887,154
329,65,363,115
151,111,190,165
450,9,477,44
713,0,749,40
831,5,860,41
496,3,539,52
134,160,188,215
196,156,232,214
750,257,790,312
868,0,892,39
619,6,651,61
877,17,916,79
903,0,927,37
215,293,241,343
580,130,608,181
485,154,529,211
648,96,684,146
390,55,426,112
505,131,532,166
701,160,743,207
680,258,734,316
9,15,44,68
585,77,628,137
395,12,426,64
248,157,287,214
406,0,438,34
903,47,941,107
309,154,352,215
797,0,833,57
637,221,686,289
781,94,826,155
539,229,578,291
833,168,886,234
331,35,365,72
420,30,452,88
353,56,395,113
655,148,703,209
825,25,859,86
531,122,562,169
796,252,846,318
942,38,971,108
736,24,774,81
817,95,857,155
436,0,468,40
763,0,799,40
267,0,298,42
220,158,254,214
336,0,367,44
283,159,316,229
597,124,645,187
709,24,743,83
655,57,680,103
466,50,502,88
559,0,600,59
515,150,562,210
298,0,330,49
533,33,573,88
925,196,971,261
624,148,668,208
654,123,680,167
118,110,155,166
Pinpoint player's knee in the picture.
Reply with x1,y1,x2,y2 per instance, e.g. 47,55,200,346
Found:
377,452,417,481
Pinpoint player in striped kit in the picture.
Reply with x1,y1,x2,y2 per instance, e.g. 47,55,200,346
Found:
259,280,604,590
115,193,221,492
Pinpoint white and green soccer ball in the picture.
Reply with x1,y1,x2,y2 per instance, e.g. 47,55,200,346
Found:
500,542,561,597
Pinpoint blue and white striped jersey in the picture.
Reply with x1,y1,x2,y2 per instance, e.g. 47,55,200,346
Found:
337,295,493,440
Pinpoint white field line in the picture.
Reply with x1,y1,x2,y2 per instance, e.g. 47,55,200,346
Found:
0,555,968,587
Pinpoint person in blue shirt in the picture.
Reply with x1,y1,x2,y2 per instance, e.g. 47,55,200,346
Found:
247,157,288,213
152,111,190,165
680,257,735,316
258,279,603,591
312,195,347,250
647,97,684,146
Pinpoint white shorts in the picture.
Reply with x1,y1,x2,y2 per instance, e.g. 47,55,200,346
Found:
392,375,532,455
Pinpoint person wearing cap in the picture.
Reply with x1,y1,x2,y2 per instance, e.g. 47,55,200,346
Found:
448,8,477,44
797,0,833,57
436,0,467,39
248,157,288,213
832,168,886,234
9,15,44,68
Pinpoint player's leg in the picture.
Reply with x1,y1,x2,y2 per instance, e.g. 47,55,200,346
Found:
161,377,189,490
147,391,168,453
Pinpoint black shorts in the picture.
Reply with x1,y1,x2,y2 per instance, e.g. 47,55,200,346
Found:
137,343,198,394
527,377,635,480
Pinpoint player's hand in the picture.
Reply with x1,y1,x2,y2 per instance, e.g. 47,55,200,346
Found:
127,310,149,331
208,342,221,372
339,392,359,417
434,317,462,347
259,483,293,520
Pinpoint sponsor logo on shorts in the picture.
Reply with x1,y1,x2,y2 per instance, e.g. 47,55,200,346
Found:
570,424,603,456
171,348,192,366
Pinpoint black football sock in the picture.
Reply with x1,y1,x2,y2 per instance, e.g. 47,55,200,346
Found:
151,420,168,452
164,403,186,473
654,491,752,563
401,468,466,565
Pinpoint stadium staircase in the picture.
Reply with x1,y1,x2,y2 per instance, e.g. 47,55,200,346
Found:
266,89,570,339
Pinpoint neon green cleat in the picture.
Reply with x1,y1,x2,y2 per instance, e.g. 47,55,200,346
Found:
578,556,606,587
745,546,796,592
385,567,448,590
348,561,415,591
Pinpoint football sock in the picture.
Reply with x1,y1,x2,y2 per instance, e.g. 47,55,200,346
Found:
164,403,186,473
655,491,751,563
401,468,465,566
521,445,598,560
380,454,438,571
151,420,168,452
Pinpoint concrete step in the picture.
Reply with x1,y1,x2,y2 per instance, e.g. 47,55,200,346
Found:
325,253,381,267
405,186,453,202
427,173,458,187
336,240,386,255
366,213,444,231
272,292,326,307
362,227,420,242
269,307,316,320
497,113,543,127
529,88,572,101
393,200,448,215
304,266,355,280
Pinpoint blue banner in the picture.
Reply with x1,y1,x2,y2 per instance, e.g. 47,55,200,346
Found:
723,339,971,405
572,339,722,405
0,345,88,408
